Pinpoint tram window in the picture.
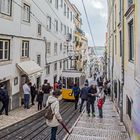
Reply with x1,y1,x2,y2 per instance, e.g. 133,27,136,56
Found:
62,77,66,88
67,78,74,89
75,77,79,86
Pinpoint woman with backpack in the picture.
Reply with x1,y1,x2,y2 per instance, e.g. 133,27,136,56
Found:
46,90,62,140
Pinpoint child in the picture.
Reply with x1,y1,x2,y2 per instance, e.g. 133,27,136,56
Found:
97,86,105,118
36,86,43,110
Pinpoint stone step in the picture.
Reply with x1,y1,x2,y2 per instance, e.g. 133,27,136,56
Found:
76,122,126,131
70,127,129,140
67,134,130,140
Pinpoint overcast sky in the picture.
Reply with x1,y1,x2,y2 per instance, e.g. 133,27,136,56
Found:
70,0,108,47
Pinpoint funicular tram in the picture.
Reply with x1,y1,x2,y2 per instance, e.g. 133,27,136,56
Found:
61,70,86,100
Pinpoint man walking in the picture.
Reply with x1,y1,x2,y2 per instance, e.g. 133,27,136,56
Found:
72,84,80,110
0,84,9,115
87,84,97,117
79,83,89,113
23,81,31,109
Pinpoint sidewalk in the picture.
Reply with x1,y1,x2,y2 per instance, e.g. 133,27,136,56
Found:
0,103,42,130
64,97,130,140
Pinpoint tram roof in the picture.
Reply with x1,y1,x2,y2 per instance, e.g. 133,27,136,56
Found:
62,70,85,77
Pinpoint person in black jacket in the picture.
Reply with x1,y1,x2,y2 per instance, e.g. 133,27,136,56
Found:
79,83,89,113
87,84,97,117
31,83,37,105
0,84,9,115
36,86,44,110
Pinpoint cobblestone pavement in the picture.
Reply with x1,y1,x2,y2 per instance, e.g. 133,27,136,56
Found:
65,97,130,140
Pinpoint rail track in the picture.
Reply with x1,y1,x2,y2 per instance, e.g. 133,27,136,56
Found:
0,100,80,140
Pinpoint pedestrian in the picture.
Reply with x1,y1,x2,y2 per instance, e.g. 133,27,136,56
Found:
31,83,37,105
97,86,105,118
0,84,9,115
46,90,62,140
87,84,97,117
72,84,80,110
107,80,111,96
23,81,31,109
42,80,51,107
79,83,89,113
85,79,89,86
54,82,59,90
36,86,43,110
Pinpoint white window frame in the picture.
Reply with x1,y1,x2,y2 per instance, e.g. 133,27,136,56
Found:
46,65,50,75
55,0,58,9
0,39,10,61
21,41,29,58
37,54,41,66
54,19,58,32
38,24,41,35
47,42,51,56
0,0,12,16
22,3,30,23
54,63,57,71
54,43,58,55
47,16,51,30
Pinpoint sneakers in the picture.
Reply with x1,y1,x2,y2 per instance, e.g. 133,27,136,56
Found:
92,113,95,117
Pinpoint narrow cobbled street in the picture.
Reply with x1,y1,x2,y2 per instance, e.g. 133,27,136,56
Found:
65,97,130,140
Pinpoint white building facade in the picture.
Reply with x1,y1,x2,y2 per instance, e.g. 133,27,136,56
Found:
0,0,75,109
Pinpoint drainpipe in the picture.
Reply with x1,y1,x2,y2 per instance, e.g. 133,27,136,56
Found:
120,0,124,122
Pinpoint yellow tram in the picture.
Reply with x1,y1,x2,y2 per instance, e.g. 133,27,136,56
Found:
61,70,86,100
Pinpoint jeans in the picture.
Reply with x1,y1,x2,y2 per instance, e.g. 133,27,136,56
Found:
74,95,79,110
0,99,9,115
24,94,30,109
43,94,49,107
38,101,42,110
87,101,95,114
98,107,103,118
50,127,58,140
80,99,87,112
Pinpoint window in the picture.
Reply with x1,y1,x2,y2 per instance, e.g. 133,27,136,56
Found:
22,41,29,57
38,24,41,35
54,19,58,32
70,12,72,21
64,3,66,16
60,43,62,51
37,54,41,66
54,43,57,55
128,0,133,7
128,20,134,61
47,42,51,55
119,0,122,22
23,3,30,22
60,0,63,7
64,25,66,35
67,7,69,19
0,0,12,16
61,22,63,32
67,26,69,34
49,0,52,3
54,63,57,71
47,16,51,30
60,61,62,69
55,0,58,9
46,65,50,75
119,31,122,57
0,39,10,61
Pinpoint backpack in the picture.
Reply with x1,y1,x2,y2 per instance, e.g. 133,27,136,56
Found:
44,103,54,120
97,99,103,109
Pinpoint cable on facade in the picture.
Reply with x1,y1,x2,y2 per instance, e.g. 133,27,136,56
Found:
13,0,65,42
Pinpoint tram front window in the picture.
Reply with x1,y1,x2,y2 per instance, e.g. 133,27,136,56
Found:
67,78,74,89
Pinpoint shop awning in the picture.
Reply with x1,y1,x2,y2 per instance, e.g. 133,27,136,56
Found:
16,61,42,77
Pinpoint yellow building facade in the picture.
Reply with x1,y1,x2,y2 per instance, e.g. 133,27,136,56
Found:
107,0,140,139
